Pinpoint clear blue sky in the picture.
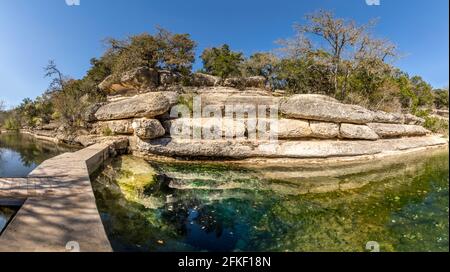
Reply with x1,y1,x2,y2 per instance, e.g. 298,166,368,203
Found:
0,0,448,107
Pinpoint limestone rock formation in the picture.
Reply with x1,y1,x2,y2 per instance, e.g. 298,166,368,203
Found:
163,118,247,139
372,111,404,124
83,102,106,122
367,123,430,138
280,94,374,124
310,121,340,138
94,92,171,121
135,136,447,159
94,119,134,135
31,64,444,161
132,118,165,140
276,119,312,139
340,123,379,140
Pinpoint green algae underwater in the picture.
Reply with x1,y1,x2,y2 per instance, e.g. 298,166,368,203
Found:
91,148,449,252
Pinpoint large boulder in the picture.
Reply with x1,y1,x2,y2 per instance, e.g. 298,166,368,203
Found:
132,118,165,140
190,73,221,87
98,67,159,95
340,123,379,140
280,94,374,124
368,123,430,138
94,92,171,121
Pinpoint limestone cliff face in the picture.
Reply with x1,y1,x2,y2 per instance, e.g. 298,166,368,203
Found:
28,66,447,160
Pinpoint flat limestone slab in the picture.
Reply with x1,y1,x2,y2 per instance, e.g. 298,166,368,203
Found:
0,143,112,252
136,135,448,159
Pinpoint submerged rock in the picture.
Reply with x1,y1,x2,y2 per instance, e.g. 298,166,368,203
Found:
114,155,162,208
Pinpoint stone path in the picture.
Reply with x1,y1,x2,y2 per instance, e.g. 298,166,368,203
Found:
0,144,112,252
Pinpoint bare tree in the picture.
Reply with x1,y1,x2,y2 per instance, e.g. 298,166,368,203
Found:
278,10,398,99
44,60,66,91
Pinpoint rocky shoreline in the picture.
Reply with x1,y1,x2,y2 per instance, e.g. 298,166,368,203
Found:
13,66,448,163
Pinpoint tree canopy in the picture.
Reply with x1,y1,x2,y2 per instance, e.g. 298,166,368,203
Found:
200,44,244,79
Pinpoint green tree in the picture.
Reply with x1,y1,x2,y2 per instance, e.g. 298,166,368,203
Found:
107,27,196,78
241,52,280,88
410,76,434,109
433,88,449,109
200,44,244,79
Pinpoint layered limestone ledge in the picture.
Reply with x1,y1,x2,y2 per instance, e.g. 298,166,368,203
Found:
134,135,447,159
280,94,425,125
161,118,428,141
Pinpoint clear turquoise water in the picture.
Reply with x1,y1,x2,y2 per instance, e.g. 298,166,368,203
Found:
92,149,449,252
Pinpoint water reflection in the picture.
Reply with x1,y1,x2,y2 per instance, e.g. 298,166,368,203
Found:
0,207,18,233
0,132,79,177
92,149,449,252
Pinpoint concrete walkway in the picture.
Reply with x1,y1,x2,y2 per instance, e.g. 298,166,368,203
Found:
0,144,113,252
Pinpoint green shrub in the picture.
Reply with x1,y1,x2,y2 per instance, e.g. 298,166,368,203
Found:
102,126,114,136
423,116,449,135
3,117,21,131
177,94,194,114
